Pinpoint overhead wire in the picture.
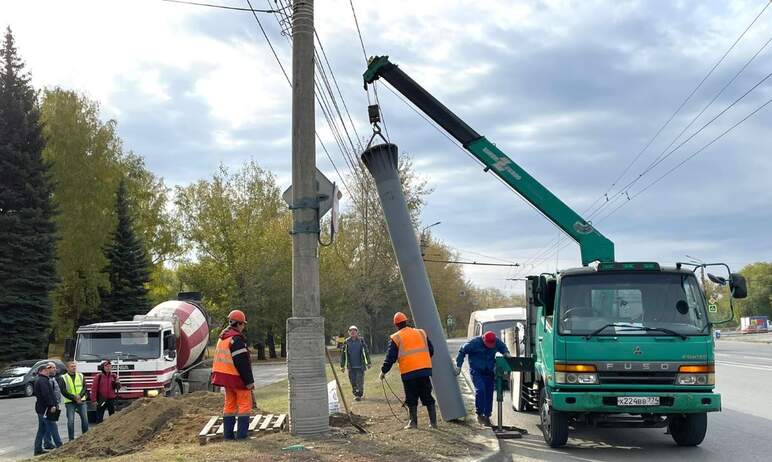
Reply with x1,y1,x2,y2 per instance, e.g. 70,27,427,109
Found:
516,3,772,274
243,0,355,198
162,0,276,13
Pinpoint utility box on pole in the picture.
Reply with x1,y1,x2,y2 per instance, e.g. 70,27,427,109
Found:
287,0,329,436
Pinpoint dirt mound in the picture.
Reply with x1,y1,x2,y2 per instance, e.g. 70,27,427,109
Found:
52,391,227,458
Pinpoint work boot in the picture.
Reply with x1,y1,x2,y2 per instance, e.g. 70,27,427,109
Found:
236,416,250,440
403,405,418,429
476,415,487,426
222,415,236,440
427,403,438,429
483,416,493,427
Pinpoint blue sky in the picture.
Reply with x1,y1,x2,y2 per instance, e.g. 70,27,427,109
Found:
4,0,771,294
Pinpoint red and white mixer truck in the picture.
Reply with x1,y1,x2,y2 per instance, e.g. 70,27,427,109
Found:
72,292,213,418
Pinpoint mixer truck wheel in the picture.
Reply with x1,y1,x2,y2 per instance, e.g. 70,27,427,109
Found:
540,388,568,447
668,413,707,446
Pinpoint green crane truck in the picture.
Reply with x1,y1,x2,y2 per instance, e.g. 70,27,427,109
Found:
363,56,748,447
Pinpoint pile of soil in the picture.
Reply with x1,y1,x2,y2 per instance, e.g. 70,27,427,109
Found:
52,391,229,458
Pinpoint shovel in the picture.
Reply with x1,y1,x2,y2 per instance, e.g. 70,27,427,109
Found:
325,348,367,434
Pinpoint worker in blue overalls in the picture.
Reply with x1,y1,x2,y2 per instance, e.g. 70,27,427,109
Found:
455,331,509,426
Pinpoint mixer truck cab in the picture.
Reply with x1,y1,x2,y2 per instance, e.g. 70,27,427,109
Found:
73,293,211,416
524,262,747,447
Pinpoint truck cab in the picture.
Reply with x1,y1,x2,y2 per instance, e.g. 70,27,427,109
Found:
75,320,181,402
526,261,746,447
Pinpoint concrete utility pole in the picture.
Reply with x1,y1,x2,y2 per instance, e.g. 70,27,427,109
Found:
287,0,328,435
362,143,467,421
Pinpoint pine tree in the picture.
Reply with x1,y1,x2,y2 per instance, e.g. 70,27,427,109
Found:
0,27,58,361
99,178,151,322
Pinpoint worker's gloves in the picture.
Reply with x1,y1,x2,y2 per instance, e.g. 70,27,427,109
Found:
379,372,386,381
454,366,461,376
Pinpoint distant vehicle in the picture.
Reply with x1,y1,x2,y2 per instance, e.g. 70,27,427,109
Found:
466,307,527,339
0,359,66,398
740,316,769,334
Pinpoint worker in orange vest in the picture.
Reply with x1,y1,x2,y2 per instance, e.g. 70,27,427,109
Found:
211,310,255,440
379,311,437,429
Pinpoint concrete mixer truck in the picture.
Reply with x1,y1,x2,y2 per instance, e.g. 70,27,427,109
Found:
71,292,213,420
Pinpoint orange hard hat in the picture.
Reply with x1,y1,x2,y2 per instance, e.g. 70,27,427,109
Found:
393,312,408,325
228,310,247,323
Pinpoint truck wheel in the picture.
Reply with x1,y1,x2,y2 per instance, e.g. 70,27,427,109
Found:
668,413,707,446
540,388,569,447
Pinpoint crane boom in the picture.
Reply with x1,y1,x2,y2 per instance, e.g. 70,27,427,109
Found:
363,56,614,265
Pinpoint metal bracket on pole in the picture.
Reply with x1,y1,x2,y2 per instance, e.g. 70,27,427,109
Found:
291,220,321,235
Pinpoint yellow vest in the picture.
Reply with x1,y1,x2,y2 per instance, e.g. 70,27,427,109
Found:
62,372,84,404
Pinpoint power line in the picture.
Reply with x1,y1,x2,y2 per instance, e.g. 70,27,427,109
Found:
518,4,772,271
162,0,278,12
593,0,771,205
347,0,391,141
423,258,520,268
243,0,356,198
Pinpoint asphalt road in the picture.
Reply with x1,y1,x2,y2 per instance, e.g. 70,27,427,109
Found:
0,362,288,461
449,337,772,462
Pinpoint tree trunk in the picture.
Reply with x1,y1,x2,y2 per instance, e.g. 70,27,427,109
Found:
280,335,286,358
267,330,277,359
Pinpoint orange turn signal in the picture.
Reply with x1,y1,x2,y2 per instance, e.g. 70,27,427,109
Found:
555,363,597,372
678,364,715,373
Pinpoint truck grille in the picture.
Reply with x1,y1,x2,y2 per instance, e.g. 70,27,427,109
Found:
598,371,676,385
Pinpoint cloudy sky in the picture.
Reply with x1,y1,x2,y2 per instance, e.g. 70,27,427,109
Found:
4,0,771,294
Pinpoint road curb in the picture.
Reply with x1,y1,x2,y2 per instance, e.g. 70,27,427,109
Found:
457,370,502,462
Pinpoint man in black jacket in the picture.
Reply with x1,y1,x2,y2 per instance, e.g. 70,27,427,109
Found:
33,363,62,456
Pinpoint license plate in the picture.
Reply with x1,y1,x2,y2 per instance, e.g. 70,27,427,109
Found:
617,396,659,406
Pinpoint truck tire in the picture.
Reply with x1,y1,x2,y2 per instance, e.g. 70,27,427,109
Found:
539,387,569,447
668,413,707,446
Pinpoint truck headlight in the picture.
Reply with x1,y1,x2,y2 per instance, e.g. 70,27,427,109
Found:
677,374,714,385
145,389,160,397
9,377,23,385
677,364,715,385
555,364,597,384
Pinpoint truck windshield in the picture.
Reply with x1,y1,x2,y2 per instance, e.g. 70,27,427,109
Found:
75,332,161,360
558,272,708,336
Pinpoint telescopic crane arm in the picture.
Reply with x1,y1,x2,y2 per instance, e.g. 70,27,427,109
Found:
363,56,614,266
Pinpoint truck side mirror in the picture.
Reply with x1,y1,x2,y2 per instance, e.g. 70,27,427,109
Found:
707,273,726,285
729,273,747,299
64,338,75,361
534,276,548,308
167,335,177,351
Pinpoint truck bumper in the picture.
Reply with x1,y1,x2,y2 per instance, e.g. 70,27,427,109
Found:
551,391,721,413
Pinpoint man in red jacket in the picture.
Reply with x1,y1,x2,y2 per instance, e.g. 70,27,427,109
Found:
90,361,121,423
211,310,255,440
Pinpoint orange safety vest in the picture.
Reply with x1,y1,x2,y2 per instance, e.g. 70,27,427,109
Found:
390,327,432,375
212,337,240,377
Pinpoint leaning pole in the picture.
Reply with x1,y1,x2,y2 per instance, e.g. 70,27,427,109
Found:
362,142,467,421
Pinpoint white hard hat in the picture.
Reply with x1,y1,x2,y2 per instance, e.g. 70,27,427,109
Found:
348,325,358,331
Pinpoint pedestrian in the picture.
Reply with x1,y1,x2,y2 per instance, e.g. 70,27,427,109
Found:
340,325,371,401
90,360,121,423
33,362,62,456
211,309,255,440
455,330,509,426
57,360,89,441
379,312,438,429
